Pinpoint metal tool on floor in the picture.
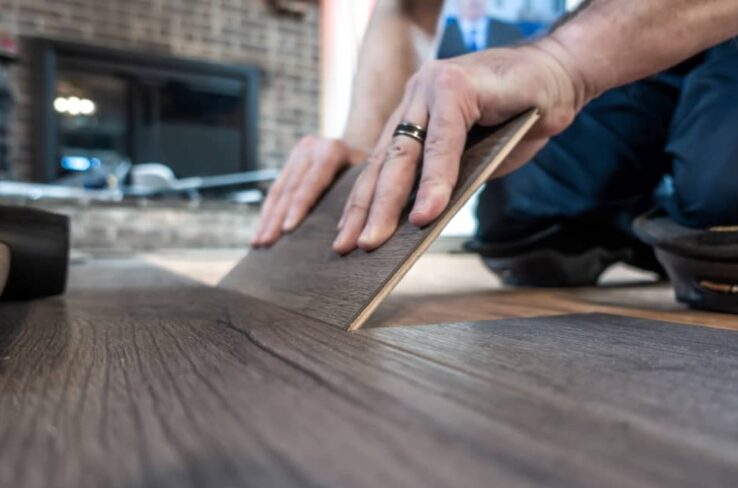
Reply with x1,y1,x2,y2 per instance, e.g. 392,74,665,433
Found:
0,205,70,300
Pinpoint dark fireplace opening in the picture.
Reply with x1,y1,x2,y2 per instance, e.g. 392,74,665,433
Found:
32,38,261,183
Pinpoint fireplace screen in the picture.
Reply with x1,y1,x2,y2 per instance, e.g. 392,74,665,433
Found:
33,39,260,183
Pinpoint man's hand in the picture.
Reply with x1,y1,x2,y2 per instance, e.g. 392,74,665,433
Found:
255,0,738,254
332,41,586,254
251,137,368,247
252,0,441,249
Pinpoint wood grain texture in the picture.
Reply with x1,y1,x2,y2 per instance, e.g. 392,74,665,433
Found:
366,314,738,454
220,110,539,330
2,260,738,487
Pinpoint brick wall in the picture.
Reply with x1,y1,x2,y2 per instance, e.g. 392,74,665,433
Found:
0,63,11,178
0,0,320,181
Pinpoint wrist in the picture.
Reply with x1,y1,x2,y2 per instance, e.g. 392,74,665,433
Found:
532,31,597,112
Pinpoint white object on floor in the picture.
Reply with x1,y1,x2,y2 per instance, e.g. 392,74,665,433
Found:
441,189,480,237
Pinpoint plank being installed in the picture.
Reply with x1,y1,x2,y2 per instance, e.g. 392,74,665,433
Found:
1,260,738,487
220,110,539,331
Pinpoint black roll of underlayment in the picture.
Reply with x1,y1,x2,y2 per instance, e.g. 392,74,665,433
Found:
0,205,70,300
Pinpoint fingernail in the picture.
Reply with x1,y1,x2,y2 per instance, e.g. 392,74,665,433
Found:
410,202,428,221
358,226,375,247
412,200,428,214
261,225,278,245
283,214,297,232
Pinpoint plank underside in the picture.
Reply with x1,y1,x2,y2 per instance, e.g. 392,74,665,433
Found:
220,110,539,330
1,260,738,487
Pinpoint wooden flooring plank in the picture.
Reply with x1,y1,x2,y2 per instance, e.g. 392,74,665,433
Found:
365,313,738,456
247,307,738,487
220,110,539,331
2,261,738,487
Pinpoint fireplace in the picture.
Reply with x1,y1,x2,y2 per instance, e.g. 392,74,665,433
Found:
32,38,261,183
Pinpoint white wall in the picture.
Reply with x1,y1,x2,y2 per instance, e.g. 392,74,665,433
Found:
321,0,584,138
320,0,376,138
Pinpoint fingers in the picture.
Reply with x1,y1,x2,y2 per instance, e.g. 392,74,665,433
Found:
332,161,383,254
332,102,404,252
251,161,290,247
252,144,312,247
357,88,429,251
409,89,470,227
252,137,362,248
283,141,347,232
333,75,429,254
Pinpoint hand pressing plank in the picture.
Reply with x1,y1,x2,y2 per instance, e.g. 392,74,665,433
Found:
221,110,538,331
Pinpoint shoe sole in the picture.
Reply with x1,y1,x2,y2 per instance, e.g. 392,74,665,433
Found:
656,249,738,314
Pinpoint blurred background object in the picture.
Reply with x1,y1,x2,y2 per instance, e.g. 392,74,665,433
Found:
0,31,17,180
0,1,581,253
0,0,319,251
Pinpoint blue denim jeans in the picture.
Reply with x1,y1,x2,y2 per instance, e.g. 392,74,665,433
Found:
476,40,738,245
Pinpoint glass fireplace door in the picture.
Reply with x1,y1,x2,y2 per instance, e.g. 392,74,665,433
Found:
35,39,260,183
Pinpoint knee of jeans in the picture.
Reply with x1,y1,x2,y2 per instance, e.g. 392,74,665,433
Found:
670,174,738,228
474,181,552,243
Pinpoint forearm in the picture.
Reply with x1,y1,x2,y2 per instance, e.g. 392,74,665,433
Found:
342,0,442,152
540,0,738,106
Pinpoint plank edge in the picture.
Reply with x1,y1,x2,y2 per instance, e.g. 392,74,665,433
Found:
347,109,541,331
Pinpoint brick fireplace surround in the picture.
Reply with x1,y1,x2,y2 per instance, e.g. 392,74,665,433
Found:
0,0,320,181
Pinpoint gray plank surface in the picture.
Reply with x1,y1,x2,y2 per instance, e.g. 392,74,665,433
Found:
366,314,738,459
1,260,738,487
220,111,538,330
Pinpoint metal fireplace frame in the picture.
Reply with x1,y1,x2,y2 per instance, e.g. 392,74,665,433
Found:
31,37,261,183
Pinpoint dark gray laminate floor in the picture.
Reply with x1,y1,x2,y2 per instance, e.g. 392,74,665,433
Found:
1,259,737,487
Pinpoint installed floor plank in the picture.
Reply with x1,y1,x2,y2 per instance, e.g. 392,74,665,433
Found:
366,314,738,454
1,260,738,487
221,111,539,331
363,253,738,331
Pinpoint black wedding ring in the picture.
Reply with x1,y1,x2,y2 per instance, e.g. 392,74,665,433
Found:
393,122,427,144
